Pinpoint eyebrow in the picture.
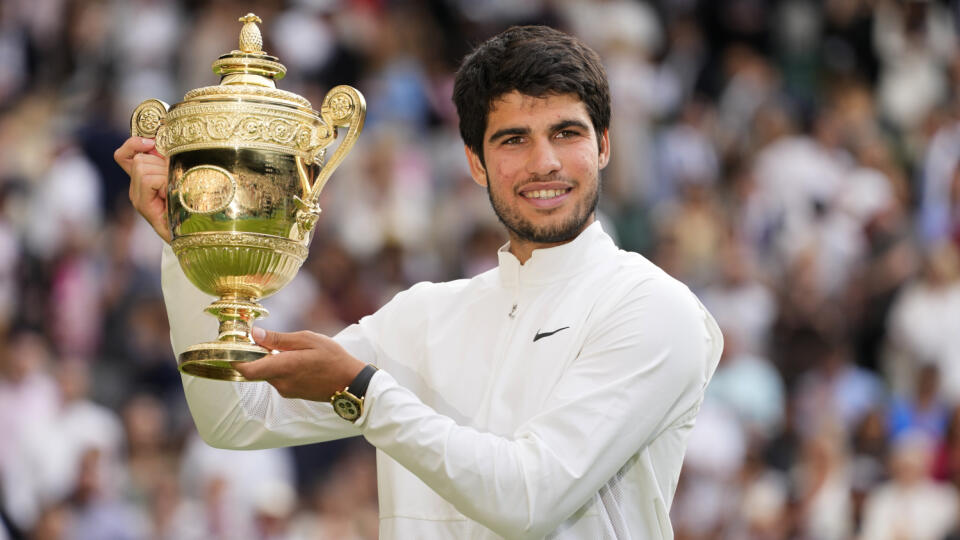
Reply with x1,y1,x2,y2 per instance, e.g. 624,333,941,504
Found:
553,119,591,133
487,119,592,144
488,127,529,144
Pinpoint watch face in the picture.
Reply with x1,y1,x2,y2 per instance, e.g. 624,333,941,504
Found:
332,393,361,421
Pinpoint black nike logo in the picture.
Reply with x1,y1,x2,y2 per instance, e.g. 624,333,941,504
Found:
533,326,570,342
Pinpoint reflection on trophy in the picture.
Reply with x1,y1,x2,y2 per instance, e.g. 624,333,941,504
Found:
130,13,365,382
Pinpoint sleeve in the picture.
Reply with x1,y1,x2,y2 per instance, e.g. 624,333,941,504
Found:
161,244,362,449
356,277,724,539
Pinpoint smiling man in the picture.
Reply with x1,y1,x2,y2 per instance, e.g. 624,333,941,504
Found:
117,25,722,539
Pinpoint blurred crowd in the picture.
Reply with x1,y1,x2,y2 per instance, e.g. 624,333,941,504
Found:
1,0,960,538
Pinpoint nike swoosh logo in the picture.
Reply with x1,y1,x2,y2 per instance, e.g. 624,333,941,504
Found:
533,326,570,342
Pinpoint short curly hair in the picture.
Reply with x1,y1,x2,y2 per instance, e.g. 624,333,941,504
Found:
452,26,611,164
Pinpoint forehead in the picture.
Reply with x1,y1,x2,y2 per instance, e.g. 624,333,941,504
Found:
485,91,592,132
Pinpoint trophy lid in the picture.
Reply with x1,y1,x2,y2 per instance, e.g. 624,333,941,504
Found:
133,12,364,165
181,13,310,108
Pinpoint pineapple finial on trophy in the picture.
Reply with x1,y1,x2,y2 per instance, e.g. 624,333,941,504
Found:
238,13,264,54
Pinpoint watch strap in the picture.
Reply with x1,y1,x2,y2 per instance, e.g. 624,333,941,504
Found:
347,364,378,399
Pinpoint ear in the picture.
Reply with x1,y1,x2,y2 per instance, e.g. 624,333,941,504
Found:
598,129,611,170
465,145,488,187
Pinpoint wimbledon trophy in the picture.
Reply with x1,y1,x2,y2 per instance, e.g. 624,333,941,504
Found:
130,13,365,381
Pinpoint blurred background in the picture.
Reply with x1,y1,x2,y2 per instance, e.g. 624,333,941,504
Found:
1,0,960,538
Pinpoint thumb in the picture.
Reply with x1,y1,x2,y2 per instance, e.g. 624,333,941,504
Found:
252,327,321,351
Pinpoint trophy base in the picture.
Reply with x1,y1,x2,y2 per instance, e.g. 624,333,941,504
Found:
178,342,269,382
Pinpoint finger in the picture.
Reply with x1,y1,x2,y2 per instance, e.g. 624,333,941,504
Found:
132,151,166,170
131,156,168,192
233,350,296,381
252,328,322,352
149,206,172,243
114,137,157,173
154,221,172,244
136,168,169,192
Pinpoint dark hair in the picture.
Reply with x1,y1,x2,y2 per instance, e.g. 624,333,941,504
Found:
452,25,610,163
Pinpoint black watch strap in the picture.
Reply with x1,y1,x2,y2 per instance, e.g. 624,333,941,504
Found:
347,364,378,399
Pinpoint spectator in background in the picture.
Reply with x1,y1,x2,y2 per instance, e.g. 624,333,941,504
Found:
794,337,885,438
885,242,960,399
178,434,296,540
793,425,854,540
4,359,124,537
62,447,146,540
0,328,58,530
874,0,956,134
700,238,777,356
860,432,959,540
889,362,951,442
705,329,785,438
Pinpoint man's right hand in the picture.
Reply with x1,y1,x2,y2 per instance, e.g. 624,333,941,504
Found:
114,137,172,243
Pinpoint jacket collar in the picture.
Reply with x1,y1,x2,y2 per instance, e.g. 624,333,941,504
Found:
496,221,617,287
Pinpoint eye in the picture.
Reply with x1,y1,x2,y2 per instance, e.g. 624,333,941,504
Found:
502,136,524,145
555,129,581,139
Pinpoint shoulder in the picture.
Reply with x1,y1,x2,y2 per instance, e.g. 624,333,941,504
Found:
585,249,723,374
600,248,703,313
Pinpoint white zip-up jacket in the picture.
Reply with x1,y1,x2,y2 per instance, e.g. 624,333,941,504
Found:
161,222,723,540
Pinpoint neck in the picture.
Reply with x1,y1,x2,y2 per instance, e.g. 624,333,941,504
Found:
507,217,594,264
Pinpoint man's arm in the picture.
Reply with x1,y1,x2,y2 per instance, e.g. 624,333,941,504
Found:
161,244,363,447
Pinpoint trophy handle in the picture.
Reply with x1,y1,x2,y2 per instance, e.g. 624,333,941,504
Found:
308,85,366,204
130,99,170,154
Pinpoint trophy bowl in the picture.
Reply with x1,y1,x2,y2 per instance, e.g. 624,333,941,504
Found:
130,14,365,381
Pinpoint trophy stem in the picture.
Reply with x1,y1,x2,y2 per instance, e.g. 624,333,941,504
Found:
177,295,271,382
207,295,268,343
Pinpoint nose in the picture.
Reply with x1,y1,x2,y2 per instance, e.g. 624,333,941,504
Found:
526,138,561,176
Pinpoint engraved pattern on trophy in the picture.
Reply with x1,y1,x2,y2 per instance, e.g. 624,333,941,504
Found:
179,165,237,214
157,103,333,159
130,12,365,381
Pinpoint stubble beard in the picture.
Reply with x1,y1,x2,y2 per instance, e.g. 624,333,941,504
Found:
486,173,601,244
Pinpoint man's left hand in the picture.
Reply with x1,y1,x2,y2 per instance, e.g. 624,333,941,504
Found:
234,328,366,402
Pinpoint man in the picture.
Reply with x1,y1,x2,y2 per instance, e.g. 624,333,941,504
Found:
116,25,722,539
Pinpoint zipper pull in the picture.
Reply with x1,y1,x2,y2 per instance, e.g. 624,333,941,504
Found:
508,303,518,319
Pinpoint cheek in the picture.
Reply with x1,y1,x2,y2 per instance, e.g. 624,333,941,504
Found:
492,163,520,188
568,152,598,176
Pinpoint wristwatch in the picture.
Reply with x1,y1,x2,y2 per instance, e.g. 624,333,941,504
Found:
331,364,378,422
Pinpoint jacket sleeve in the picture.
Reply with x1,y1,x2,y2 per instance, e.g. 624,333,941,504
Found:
161,244,363,448
356,276,723,539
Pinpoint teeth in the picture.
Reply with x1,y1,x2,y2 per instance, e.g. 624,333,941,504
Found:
523,189,567,199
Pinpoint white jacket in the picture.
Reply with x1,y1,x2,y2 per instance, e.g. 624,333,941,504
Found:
161,222,723,540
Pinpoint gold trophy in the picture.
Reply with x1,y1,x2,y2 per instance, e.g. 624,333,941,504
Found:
130,13,365,381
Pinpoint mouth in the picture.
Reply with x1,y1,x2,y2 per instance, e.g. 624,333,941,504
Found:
521,188,572,200
517,183,574,209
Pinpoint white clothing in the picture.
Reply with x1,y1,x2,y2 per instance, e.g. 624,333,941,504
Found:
2,399,123,529
859,481,959,540
161,222,723,539
885,281,960,399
